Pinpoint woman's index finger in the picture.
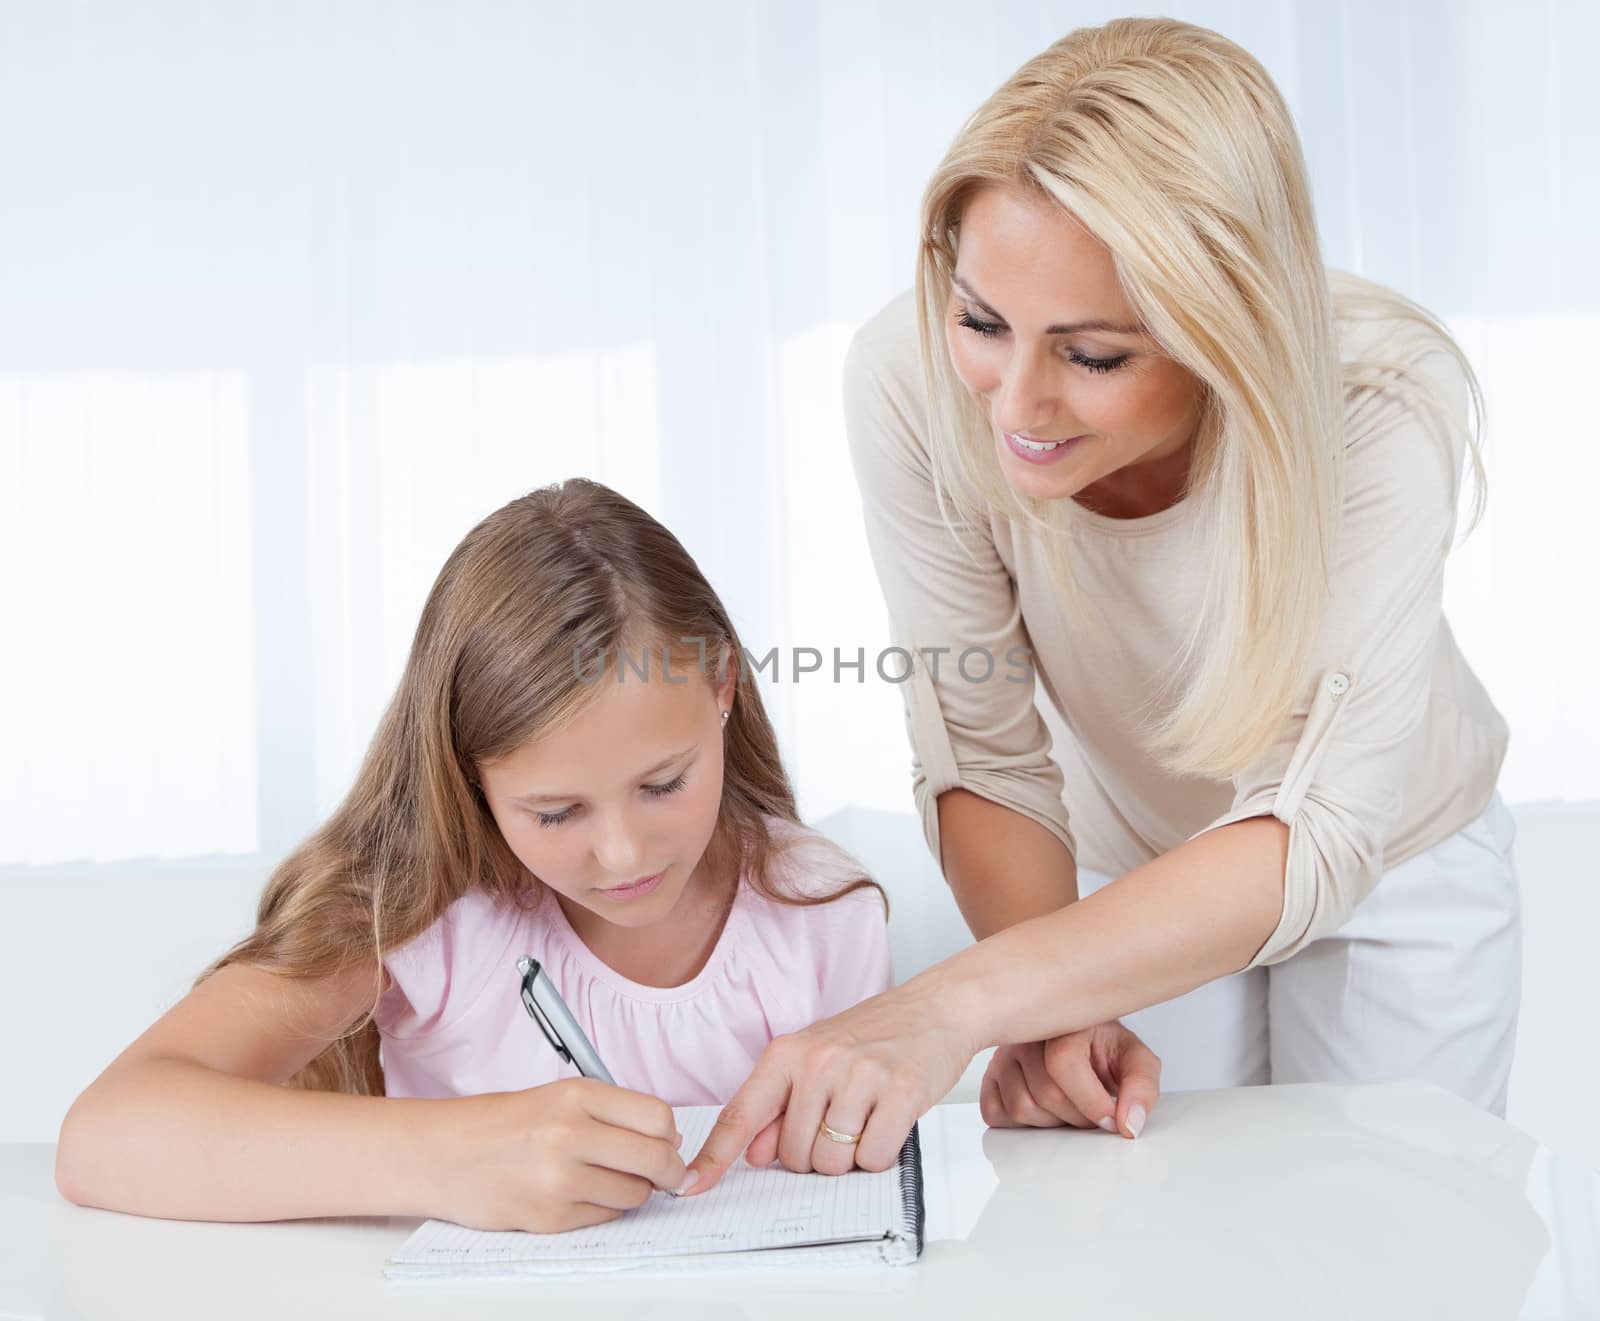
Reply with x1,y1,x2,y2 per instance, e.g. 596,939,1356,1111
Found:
684,1065,794,1194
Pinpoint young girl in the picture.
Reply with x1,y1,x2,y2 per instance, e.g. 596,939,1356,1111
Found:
55,479,891,1233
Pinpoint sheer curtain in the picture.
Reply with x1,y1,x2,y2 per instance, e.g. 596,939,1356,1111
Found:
3,0,1595,877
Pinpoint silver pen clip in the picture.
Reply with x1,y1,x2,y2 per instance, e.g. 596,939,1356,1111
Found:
517,956,573,1065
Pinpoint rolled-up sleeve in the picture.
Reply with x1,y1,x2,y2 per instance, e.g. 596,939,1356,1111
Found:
842,299,1074,869
1196,342,1473,968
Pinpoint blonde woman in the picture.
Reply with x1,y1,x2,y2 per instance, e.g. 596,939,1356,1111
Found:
687,17,1516,1189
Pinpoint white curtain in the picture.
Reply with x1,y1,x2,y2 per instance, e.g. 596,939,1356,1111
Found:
2,0,1596,874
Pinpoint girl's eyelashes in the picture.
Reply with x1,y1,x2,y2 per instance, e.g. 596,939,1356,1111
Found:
954,303,1130,374
533,773,689,827
644,773,688,799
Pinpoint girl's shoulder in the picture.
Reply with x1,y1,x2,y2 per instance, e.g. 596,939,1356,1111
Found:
731,819,888,969
377,886,531,1038
385,885,527,964
730,818,893,1001
751,815,882,906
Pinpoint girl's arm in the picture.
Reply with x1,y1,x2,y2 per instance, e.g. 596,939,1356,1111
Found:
56,960,687,1227
57,960,437,1220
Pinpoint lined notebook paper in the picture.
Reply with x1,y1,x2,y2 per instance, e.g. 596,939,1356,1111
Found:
384,1105,924,1279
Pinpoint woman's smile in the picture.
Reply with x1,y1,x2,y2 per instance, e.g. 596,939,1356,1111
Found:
1004,431,1088,464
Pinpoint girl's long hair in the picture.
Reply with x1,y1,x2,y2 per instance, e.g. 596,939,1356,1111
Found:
916,16,1485,778
200,479,878,1094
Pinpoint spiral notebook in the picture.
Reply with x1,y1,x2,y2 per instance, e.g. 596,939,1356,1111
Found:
384,1105,924,1279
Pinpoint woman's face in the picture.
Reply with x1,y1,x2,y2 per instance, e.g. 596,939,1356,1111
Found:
478,650,735,939
945,185,1205,517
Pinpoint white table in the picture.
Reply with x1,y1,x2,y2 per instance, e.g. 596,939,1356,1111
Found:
4,1082,1597,1320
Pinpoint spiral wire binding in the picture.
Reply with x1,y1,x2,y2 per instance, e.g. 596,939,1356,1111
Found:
897,1122,926,1258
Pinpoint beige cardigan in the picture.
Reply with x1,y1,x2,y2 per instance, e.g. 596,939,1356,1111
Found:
844,291,1507,967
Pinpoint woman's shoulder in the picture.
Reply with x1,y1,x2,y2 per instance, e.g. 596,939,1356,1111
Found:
1335,313,1464,389
843,291,926,429
849,288,920,360
1330,272,1471,418
1331,275,1471,469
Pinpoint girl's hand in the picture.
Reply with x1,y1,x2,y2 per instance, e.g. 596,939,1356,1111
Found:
683,978,979,1192
429,1078,687,1232
980,1022,1161,1138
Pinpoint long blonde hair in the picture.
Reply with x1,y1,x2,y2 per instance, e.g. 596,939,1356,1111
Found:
201,479,879,1094
916,17,1485,777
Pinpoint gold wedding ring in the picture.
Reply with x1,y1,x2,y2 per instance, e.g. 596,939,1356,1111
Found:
818,1119,861,1145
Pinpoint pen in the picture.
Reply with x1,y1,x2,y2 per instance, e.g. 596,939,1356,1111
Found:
518,954,689,1198
516,954,617,1085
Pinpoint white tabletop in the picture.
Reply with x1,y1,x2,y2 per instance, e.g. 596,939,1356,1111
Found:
4,1081,1597,1320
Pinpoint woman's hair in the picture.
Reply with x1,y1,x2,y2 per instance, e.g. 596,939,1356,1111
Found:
200,479,879,1094
915,16,1486,778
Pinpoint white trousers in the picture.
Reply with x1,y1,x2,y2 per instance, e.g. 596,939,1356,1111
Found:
1079,792,1522,1115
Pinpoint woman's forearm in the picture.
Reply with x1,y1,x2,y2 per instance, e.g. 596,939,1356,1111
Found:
924,815,1289,1049
56,1056,443,1221
936,788,1080,938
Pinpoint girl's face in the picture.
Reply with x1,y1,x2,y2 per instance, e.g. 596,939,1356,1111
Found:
478,650,736,936
944,185,1205,519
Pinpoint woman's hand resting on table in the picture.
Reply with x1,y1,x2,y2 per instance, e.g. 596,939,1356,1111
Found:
980,1022,1162,1138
